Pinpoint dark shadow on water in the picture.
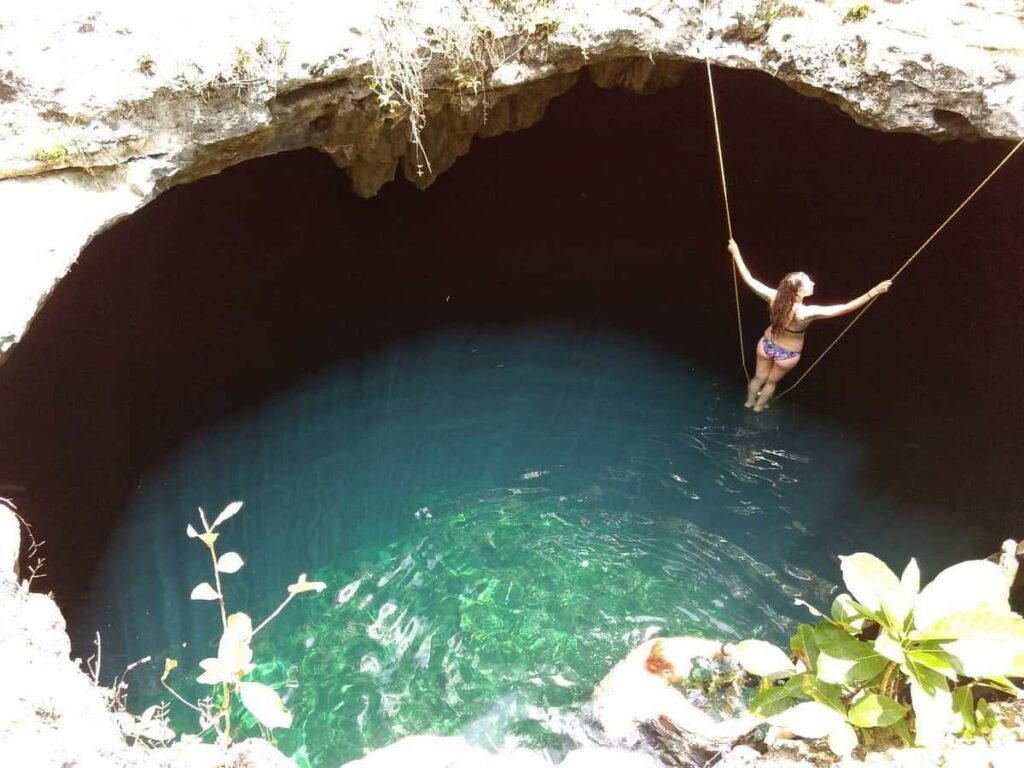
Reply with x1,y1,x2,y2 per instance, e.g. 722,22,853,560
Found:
0,66,1020,622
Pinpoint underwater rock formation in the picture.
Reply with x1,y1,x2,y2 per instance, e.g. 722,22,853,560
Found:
1,1,1023,363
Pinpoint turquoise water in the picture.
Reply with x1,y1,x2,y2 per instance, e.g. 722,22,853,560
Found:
80,322,967,765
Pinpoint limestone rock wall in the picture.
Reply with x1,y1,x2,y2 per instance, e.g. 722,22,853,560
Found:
0,499,298,768
1,0,1023,363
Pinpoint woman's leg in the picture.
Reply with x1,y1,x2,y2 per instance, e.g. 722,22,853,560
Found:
746,342,773,408
753,355,800,411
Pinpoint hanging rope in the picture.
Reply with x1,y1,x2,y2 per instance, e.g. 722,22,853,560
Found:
702,2,1024,400
702,3,748,380
775,132,1024,399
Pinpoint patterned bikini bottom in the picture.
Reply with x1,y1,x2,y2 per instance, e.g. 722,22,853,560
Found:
760,337,801,362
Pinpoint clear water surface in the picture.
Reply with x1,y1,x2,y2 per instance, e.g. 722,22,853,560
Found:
80,322,970,766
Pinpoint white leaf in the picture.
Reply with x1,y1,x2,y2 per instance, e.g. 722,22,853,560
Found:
288,573,327,595
910,679,953,747
901,558,920,596
186,523,200,539
942,637,1024,678
793,598,824,618
875,633,906,664
839,553,900,613
216,552,244,574
831,594,867,630
197,657,229,685
731,639,796,678
239,682,293,730
768,702,846,739
213,612,254,680
827,722,858,757
212,501,243,529
915,560,1011,634
190,582,220,601
884,557,922,627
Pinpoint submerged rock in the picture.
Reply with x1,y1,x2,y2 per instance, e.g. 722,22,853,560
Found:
2,1,1023,363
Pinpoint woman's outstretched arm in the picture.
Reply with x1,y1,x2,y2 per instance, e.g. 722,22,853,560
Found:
728,239,776,302
802,279,892,319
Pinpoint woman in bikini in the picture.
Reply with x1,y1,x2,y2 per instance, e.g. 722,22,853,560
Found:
728,239,892,412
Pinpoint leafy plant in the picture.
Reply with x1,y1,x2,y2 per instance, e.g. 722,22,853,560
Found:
160,501,326,743
32,144,70,164
736,553,1024,755
843,3,871,23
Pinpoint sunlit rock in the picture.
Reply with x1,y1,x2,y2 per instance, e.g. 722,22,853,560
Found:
2,1,1023,364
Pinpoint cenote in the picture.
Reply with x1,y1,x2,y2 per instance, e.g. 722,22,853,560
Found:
1,67,1021,766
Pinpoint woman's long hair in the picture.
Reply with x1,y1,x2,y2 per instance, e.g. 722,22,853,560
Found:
769,273,804,339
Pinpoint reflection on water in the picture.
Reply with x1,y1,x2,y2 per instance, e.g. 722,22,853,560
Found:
78,322,970,766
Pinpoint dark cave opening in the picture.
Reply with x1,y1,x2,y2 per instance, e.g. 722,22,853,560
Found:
0,65,1021,624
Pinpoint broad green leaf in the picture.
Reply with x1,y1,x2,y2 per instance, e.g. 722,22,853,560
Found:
903,652,949,694
874,633,905,664
831,593,872,628
905,649,959,682
190,582,220,601
818,649,888,685
914,560,1010,634
288,573,327,595
212,501,243,529
847,693,909,728
732,639,796,679
942,636,1024,678
976,698,997,734
952,686,976,738
910,678,952,746
751,684,802,717
979,675,1022,697
768,701,846,739
198,532,219,548
161,657,177,683
814,624,888,684
796,674,845,713
827,722,858,757
239,681,293,729
216,552,245,574
923,611,1024,641
791,624,819,671
840,553,900,613
891,717,912,746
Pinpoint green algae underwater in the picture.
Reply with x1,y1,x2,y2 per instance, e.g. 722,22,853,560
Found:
77,323,981,766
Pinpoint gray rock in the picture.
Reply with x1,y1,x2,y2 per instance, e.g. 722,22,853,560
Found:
2,1,1023,365
0,499,19,586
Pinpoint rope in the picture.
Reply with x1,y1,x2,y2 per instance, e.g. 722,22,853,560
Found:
702,2,749,380
776,132,1024,399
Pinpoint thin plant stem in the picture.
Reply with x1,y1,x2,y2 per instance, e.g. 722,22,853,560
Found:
161,679,203,714
252,593,295,637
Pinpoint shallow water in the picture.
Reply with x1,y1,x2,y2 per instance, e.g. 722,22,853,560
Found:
79,322,972,766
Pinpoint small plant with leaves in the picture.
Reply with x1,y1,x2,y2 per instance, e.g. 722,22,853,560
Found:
32,144,70,164
843,3,871,23
161,501,325,743
731,553,1024,756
